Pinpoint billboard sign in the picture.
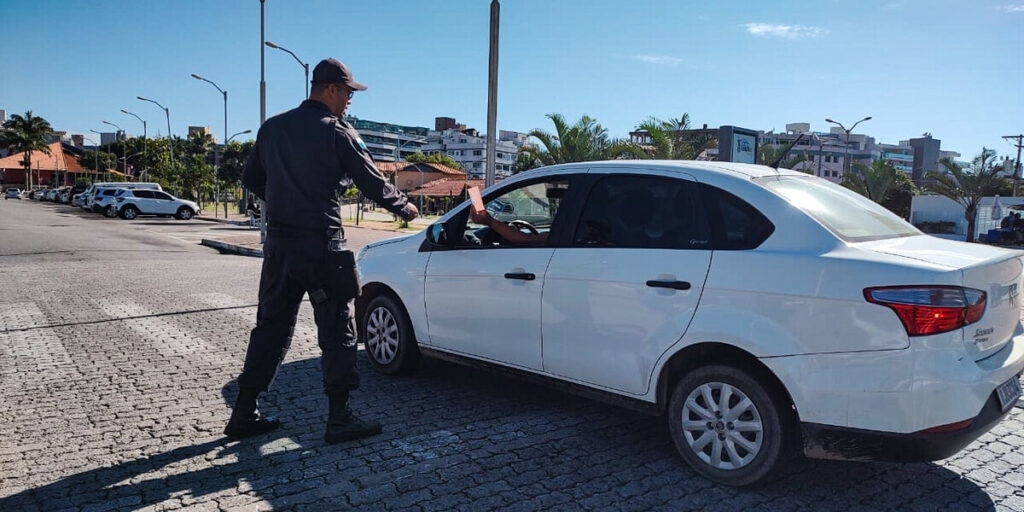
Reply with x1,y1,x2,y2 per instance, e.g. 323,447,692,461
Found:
717,126,759,164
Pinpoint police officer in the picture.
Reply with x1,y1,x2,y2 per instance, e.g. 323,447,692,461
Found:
225,58,419,443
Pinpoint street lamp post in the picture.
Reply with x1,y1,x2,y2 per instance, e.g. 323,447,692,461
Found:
138,96,173,167
825,116,872,177
102,121,125,178
121,109,147,180
88,130,109,180
394,137,427,211
83,136,100,181
265,41,309,98
225,129,252,217
191,73,230,218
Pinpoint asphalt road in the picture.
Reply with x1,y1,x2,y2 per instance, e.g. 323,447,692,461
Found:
2,198,1024,511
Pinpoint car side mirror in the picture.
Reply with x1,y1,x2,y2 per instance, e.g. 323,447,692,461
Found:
426,222,449,246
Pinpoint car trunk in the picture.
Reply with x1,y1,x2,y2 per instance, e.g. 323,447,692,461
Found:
861,236,1024,361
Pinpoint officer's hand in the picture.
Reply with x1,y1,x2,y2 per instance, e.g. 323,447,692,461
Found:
403,203,419,222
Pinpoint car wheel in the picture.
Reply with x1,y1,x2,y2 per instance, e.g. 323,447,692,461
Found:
105,205,116,218
668,364,791,487
175,207,194,220
361,294,420,375
120,205,139,220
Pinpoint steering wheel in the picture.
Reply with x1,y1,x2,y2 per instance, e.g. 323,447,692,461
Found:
508,219,539,235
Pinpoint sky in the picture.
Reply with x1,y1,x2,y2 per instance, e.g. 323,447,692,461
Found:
2,0,1022,160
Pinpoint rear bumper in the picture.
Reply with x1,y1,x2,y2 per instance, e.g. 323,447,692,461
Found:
801,383,1019,462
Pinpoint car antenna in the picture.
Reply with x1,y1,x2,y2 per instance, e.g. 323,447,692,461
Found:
768,132,806,171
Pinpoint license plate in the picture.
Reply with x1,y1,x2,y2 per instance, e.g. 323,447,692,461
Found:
996,376,1022,412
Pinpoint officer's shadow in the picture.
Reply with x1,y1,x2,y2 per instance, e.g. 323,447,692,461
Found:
0,359,326,511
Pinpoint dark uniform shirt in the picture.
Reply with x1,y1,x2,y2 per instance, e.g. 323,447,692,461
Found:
242,99,413,233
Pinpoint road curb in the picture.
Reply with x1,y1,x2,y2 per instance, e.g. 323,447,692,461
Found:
199,238,263,258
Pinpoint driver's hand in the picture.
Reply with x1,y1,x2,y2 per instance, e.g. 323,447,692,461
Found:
469,208,491,225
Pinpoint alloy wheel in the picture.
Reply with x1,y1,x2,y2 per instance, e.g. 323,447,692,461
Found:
366,306,399,365
680,381,764,470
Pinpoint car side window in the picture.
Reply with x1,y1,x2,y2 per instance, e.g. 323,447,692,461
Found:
697,183,775,250
455,178,570,248
133,190,154,199
151,191,172,200
572,175,709,250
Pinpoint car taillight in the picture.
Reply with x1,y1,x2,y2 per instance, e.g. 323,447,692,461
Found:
864,286,986,337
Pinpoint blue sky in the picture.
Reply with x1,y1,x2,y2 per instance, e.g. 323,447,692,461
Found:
2,0,1022,160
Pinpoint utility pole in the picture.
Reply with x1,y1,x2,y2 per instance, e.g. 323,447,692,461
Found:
1004,134,1023,197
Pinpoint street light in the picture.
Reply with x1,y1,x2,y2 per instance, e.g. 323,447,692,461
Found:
121,109,147,180
191,73,230,218
825,116,872,177
89,130,109,180
138,96,173,165
83,135,100,181
265,41,309,98
102,121,125,177
394,137,428,210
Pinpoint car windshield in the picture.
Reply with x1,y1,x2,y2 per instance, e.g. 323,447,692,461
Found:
758,175,920,242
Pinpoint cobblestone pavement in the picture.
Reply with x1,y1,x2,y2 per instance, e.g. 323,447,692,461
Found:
1,200,1024,511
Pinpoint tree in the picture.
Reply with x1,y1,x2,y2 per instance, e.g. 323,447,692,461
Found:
405,151,462,170
524,113,644,165
634,114,716,160
0,111,53,190
512,149,542,174
925,147,1006,242
757,144,808,171
841,159,917,219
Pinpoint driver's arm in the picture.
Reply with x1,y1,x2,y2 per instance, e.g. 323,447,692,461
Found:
470,210,548,245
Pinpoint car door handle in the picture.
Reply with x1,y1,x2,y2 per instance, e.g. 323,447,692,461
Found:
504,272,536,281
646,279,691,290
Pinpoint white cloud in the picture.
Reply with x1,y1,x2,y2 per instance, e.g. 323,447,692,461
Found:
743,23,826,40
998,3,1024,12
633,54,684,66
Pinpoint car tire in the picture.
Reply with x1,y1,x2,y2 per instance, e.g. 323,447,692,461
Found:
105,205,117,218
668,364,791,487
175,207,194,220
120,205,139,220
361,294,420,375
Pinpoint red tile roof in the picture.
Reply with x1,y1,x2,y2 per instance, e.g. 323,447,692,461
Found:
406,178,486,197
376,161,465,176
0,142,93,173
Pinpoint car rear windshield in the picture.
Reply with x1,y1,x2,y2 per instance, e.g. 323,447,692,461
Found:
757,175,920,242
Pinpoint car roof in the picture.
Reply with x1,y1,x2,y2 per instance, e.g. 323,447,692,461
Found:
513,160,806,181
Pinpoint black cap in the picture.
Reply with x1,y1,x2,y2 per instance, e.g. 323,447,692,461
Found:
310,58,367,90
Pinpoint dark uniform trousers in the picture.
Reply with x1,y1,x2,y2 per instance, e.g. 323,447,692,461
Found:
237,229,359,396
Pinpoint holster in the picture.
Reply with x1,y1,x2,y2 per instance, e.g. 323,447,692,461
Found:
326,242,360,300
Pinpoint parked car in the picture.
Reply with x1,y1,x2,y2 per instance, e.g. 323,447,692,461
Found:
81,182,162,212
91,187,125,216
113,189,200,220
44,188,60,201
4,188,21,199
355,160,1024,486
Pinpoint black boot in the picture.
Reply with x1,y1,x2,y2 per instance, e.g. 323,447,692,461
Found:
224,388,281,439
325,392,381,444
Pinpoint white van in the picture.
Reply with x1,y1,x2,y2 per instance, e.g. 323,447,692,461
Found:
82,182,162,212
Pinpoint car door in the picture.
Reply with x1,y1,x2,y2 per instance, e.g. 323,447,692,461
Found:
149,190,176,214
423,174,578,371
129,189,153,213
542,171,713,395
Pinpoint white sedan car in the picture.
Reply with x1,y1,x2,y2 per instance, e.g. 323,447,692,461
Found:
355,160,1024,486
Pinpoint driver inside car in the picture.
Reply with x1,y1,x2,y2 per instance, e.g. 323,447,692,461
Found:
469,208,550,245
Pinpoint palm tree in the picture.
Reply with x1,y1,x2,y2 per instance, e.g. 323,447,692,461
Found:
634,114,715,160
842,159,900,203
0,111,53,190
925,147,1006,242
523,113,644,165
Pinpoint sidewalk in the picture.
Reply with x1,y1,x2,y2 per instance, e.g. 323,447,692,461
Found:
195,206,430,257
